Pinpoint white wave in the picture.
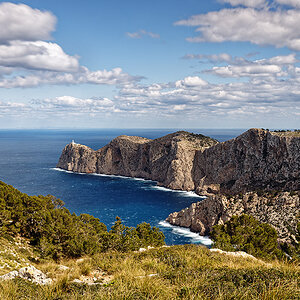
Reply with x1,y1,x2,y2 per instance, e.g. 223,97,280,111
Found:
92,172,154,182
147,185,205,199
52,168,205,199
51,167,74,174
158,221,212,246
53,166,207,225
52,168,155,182
158,220,173,228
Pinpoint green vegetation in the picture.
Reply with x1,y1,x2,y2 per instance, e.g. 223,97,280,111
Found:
0,181,164,259
0,244,299,299
0,181,299,299
271,129,300,137
273,129,300,133
210,215,285,260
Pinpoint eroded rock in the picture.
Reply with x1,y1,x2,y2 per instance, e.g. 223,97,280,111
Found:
0,265,53,285
57,131,218,190
166,191,299,243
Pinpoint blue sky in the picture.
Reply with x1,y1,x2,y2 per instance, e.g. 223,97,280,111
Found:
0,0,299,129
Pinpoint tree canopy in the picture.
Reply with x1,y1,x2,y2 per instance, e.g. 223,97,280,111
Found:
210,214,284,259
0,181,165,259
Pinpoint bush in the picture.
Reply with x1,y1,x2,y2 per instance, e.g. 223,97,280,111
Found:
210,214,283,259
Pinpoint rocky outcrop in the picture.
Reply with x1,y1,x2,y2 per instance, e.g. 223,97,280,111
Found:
57,131,218,190
57,129,300,242
0,265,53,285
166,191,299,243
193,129,300,194
57,129,300,194
210,248,258,261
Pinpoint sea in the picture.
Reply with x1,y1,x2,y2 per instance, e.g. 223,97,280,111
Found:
0,128,244,246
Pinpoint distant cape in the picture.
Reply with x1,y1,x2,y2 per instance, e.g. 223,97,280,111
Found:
57,129,300,195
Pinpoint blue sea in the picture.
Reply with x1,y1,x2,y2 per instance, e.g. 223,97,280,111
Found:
0,129,244,246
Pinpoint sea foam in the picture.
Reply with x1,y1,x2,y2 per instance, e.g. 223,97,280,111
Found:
52,168,154,182
149,185,204,198
52,168,204,199
158,221,213,246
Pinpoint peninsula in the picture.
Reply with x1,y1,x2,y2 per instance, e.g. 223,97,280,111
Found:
57,129,300,243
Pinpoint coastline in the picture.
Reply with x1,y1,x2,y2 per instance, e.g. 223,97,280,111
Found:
52,167,205,199
52,167,211,246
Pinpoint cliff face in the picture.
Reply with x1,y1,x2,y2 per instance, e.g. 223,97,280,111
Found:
166,191,299,243
57,143,97,173
57,129,300,241
58,128,300,194
193,128,300,194
57,131,218,190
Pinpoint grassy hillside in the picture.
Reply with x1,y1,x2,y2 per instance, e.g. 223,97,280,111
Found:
0,242,299,299
0,181,299,299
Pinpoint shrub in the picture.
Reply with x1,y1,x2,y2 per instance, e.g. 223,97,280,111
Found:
210,214,284,259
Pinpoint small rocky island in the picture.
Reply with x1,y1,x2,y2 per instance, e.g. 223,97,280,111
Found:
57,129,300,244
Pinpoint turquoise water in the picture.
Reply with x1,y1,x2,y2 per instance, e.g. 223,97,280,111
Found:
0,129,243,245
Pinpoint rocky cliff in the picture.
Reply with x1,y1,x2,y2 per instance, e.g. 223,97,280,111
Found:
57,129,300,194
57,131,218,190
166,191,299,243
57,129,300,242
193,128,300,195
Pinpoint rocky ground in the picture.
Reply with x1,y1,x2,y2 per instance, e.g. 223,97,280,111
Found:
166,191,299,244
57,131,218,191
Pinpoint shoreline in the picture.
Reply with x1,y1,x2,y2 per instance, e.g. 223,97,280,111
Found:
52,167,205,199
51,167,210,246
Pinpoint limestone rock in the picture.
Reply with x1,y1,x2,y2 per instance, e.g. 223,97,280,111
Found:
0,265,53,285
193,129,300,194
57,129,300,243
57,131,218,190
72,270,113,285
166,191,299,243
57,142,97,173
210,248,258,260
57,129,300,194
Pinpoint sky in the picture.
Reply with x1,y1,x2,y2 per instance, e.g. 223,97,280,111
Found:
0,0,299,129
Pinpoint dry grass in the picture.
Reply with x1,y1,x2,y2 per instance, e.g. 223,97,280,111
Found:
0,244,298,299
271,131,300,137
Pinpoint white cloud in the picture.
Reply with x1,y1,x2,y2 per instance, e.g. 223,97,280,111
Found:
0,2,56,44
275,0,300,8
175,8,300,51
183,53,232,63
208,64,283,77
0,67,139,88
173,104,187,111
261,53,298,65
1,65,300,122
220,0,267,8
33,96,114,113
175,76,208,87
0,3,140,88
0,41,79,72
0,100,29,116
205,54,296,78
126,30,160,39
